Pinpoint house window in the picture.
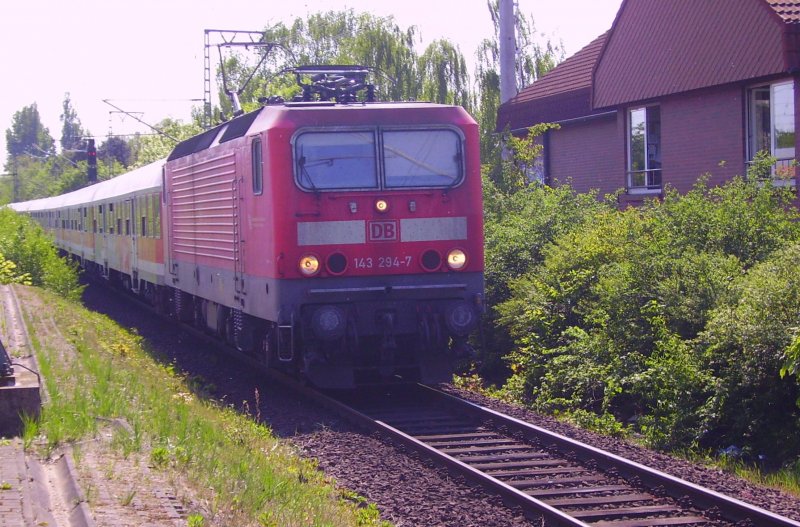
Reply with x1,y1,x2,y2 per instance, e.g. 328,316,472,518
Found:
627,106,662,192
748,81,795,178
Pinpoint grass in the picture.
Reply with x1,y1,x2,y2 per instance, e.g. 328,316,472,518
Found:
19,286,391,527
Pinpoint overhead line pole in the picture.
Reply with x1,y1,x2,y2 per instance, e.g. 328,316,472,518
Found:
499,0,517,105
203,29,271,129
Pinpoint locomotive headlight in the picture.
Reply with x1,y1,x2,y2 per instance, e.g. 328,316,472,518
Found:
375,199,389,213
299,254,320,276
446,249,467,270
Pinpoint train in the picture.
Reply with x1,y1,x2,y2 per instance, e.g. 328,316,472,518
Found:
9,66,484,388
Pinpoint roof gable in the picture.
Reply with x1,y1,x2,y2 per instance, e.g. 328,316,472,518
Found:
506,32,608,105
593,0,788,108
767,0,800,23
496,32,608,131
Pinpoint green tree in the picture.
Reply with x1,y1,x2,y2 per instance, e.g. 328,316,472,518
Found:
262,11,421,102
5,103,55,166
0,208,82,299
211,11,479,121
59,93,87,159
129,118,201,167
495,174,800,452
418,40,472,109
99,136,132,167
475,0,564,184
703,243,800,459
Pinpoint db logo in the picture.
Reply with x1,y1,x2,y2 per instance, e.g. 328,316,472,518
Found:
368,220,398,241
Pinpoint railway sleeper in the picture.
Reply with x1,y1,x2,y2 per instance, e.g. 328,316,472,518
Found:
568,504,685,521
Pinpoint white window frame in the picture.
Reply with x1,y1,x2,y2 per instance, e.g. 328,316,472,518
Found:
747,80,796,183
627,105,662,194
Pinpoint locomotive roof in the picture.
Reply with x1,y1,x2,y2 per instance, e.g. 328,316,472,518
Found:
167,101,474,162
8,158,164,213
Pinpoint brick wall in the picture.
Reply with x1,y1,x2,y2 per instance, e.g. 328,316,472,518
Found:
659,85,745,191
548,115,623,197
546,84,752,198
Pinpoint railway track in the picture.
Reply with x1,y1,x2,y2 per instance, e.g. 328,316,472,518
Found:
83,280,800,526
296,383,800,527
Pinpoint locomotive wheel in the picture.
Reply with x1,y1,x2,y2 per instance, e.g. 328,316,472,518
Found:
419,317,431,349
193,300,206,331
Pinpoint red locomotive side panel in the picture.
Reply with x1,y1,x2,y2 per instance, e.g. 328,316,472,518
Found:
167,150,239,271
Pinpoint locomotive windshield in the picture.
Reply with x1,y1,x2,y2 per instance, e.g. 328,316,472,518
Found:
296,131,378,189
294,128,463,191
383,130,461,188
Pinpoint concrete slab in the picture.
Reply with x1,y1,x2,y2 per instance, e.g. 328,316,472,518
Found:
0,357,41,439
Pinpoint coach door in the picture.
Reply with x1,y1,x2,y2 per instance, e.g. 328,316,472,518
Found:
128,198,139,291
97,203,108,278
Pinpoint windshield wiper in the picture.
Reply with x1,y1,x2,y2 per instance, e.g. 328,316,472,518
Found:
298,156,318,191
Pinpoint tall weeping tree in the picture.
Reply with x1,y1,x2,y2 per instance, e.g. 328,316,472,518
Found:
476,0,564,180
418,39,472,110
212,10,428,119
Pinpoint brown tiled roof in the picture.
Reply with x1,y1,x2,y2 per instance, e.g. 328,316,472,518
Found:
497,0,800,131
766,0,800,23
496,32,609,131
505,31,608,106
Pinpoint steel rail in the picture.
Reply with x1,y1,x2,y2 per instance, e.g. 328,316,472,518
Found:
291,379,800,527
286,377,590,526
417,384,800,527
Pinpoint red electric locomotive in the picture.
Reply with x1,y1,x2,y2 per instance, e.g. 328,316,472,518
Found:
13,66,484,388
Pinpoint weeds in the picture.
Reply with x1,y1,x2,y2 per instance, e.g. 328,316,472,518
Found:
120,489,137,506
21,287,387,526
20,412,40,450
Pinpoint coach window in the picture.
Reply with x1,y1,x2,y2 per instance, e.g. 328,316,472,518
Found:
154,196,161,238
294,130,378,190
148,194,155,239
383,129,463,188
252,137,263,195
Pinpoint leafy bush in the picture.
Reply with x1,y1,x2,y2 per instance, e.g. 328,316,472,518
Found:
0,208,82,299
701,243,800,460
480,176,610,380
493,175,800,454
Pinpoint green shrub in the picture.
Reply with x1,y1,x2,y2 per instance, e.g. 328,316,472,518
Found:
0,208,82,299
494,175,800,457
701,243,800,460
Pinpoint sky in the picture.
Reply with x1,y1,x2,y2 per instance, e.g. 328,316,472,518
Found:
0,0,620,166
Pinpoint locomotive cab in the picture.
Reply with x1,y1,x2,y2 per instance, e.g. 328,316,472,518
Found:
269,104,484,387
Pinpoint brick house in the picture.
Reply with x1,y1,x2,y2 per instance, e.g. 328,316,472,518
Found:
497,0,800,203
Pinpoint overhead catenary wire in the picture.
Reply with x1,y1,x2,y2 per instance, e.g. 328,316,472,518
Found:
102,99,180,143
